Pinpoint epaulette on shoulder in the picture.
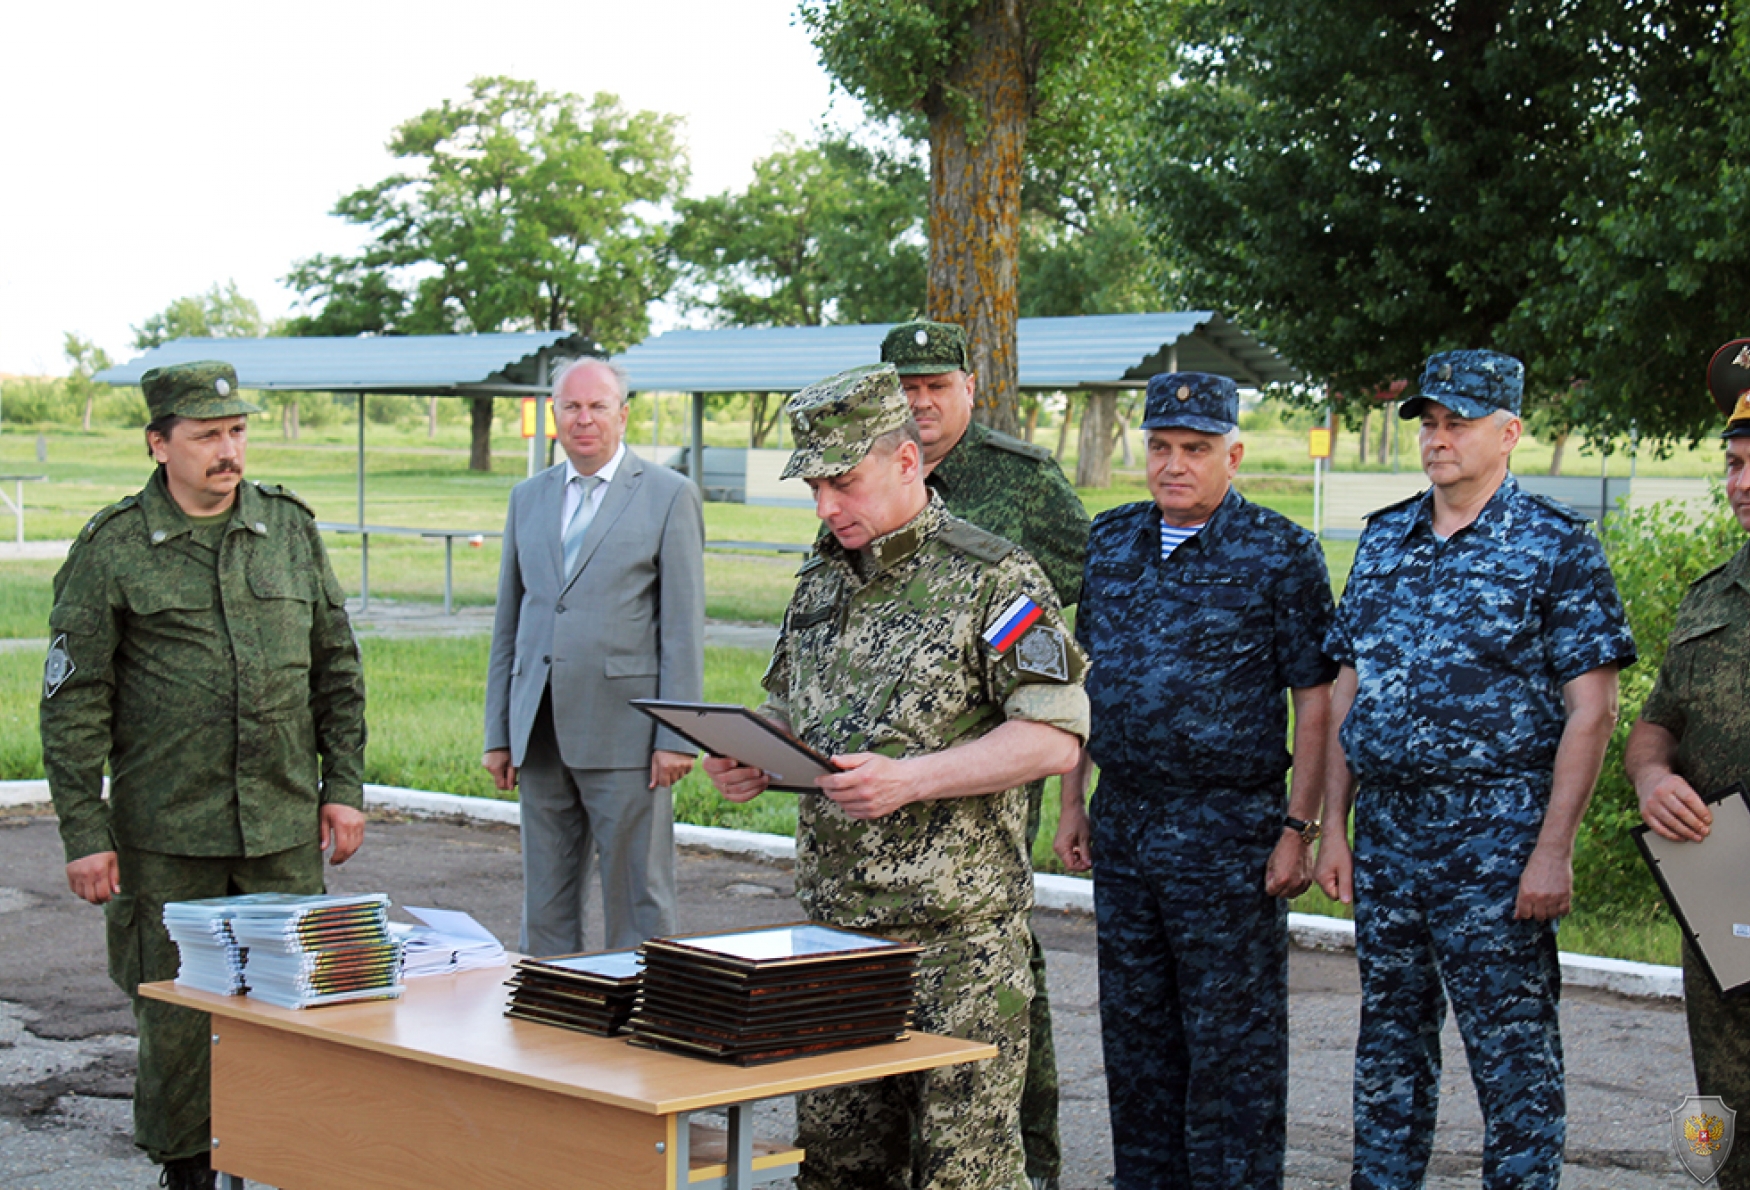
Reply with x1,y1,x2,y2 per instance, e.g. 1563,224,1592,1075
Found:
797,554,828,576
1693,559,1730,587
1523,490,1591,525
982,429,1055,464
1362,492,1423,521
1091,500,1153,531
254,481,316,517
940,517,1016,563
80,495,140,541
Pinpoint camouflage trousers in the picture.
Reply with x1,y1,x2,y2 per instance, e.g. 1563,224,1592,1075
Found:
108,844,324,1163
1684,938,1750,1190
1090,779,1289,1190
1021,779,1060,1183
796,912,1033,1190
1351,788,1563,1190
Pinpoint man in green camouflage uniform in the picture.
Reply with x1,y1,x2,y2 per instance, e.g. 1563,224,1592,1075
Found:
39,360,367,1190
881,321,1089,1189
704,363,1089,1190
1626,339,1750,1190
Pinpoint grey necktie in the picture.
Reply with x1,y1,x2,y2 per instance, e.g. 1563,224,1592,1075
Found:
562,474,603,577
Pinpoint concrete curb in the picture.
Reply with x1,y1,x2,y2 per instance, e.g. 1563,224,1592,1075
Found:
3,780,1685,1000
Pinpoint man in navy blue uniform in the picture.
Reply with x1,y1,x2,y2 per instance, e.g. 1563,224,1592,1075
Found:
1314,349,1636,1189
1056,371,1336,1188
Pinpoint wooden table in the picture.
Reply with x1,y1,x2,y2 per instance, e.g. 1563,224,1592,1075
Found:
142,970,993,1190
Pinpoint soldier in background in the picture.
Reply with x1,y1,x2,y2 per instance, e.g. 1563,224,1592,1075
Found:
1314,350,1636,1189
881,320,1089,1189
40,361,367,1190
704,363,1088,1190
1055,372,1335,1187
1624,337,1750,1190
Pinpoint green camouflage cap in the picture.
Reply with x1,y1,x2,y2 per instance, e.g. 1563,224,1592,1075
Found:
781,364,914,480
141,360,264,421
880,320,970,375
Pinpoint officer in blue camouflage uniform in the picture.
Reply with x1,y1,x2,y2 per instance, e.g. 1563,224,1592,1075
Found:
1625,338,1750,1190
881,319,1090,1189
1054,372,1335,1188
39,360,367,1190
704,363,1089,1190
1313,350,1635,1189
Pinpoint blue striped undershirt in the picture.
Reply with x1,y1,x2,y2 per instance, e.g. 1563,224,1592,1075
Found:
1159,519,1205,560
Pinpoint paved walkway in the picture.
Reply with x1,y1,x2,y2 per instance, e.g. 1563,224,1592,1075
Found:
0,808,1700,1189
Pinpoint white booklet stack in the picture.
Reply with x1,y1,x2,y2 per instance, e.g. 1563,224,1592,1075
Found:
391,906,508,979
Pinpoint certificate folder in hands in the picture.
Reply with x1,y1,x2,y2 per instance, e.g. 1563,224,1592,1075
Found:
1634,783,1750,996
630,700,839,792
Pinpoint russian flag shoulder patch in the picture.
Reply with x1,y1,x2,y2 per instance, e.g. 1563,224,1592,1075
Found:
983,595,1043,653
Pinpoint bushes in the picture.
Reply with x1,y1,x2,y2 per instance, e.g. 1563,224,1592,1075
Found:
1575,489,1743,918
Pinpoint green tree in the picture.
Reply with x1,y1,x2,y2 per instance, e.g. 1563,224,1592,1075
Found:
1128,0,1627,415
63,334,114,433
671,134,926,328
286,76,687,470
131,280,265,349
1532,2,1748,447
800,0,1162,435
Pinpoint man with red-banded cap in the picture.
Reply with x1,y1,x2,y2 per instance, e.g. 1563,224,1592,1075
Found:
1625,338,1750,1190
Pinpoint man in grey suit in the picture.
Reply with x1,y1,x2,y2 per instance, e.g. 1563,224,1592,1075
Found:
483,357,705,954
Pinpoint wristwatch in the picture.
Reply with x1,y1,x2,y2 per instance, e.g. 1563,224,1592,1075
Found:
1283,815,1321,844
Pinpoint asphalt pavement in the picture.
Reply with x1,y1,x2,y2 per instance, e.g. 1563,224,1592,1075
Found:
0,800,1705,1190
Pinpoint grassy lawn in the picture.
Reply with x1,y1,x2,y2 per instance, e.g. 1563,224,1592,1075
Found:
0,420,1704,966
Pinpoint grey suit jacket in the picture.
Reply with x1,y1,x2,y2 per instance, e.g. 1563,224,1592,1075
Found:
484,450,705,769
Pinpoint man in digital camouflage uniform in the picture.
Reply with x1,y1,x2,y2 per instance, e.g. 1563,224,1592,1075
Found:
1054,371,1335,1187
40,360,367,1190
1625,337,1750,1190
1313,349,1635,1189
880,320,1089,1190
703,362,1089,1190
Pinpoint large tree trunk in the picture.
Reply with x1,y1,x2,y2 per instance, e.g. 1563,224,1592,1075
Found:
1549,430,1568,476
1023,397,1039,443
1357,408,1371,465
1076,391,1118,488
282,399,300,441
925,0,1030,438
469,397,494,472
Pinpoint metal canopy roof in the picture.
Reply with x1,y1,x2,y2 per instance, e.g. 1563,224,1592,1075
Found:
616,311,1301,393
95,331,594,394
94,313,1300,396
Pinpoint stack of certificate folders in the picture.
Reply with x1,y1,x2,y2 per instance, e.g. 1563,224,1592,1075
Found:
504,949,642,1036
627,923,922,1065
163,892,404,1009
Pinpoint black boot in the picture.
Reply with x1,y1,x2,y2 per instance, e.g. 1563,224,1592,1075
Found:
159,1153,217,1190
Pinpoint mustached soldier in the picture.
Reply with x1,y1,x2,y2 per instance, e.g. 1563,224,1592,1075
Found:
40,360,366,1190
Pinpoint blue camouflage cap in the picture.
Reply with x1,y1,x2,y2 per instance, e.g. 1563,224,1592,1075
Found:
1140,372,1238,435
1400,350,1523,420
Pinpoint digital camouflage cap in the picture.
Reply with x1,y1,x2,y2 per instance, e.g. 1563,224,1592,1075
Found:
1140,371,1239,435
1400,349,1523,420
142,360,264,421
781,364,914,480
880,320,970,375
1706,338,1750,440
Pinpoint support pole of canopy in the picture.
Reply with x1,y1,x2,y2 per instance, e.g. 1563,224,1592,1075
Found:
690,393,705,491
356,393,369,612
529,357,550,479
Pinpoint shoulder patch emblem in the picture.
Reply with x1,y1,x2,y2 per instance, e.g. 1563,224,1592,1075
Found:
43,634,75,699
1014,623,1069,681
984,595,1043,653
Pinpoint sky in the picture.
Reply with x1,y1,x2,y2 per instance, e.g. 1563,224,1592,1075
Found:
0,0,851,377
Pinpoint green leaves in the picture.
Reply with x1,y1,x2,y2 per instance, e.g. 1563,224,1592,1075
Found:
284,77,687,352
670,134,928,327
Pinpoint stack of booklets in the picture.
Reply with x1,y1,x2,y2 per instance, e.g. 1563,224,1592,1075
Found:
162,900,248,996
504,949,642,1036
627,923,921,1065
226,893,403,1009
392,906,508,979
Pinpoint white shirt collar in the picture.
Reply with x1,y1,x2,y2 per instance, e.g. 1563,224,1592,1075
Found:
563,441,627,487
